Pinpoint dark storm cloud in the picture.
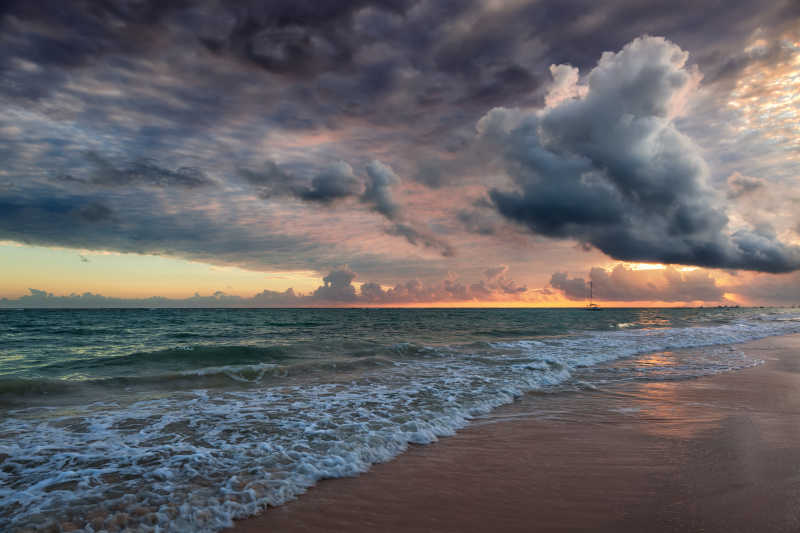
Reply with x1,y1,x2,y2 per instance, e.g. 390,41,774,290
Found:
481,36,800,274
240,161,360,203
0,0,793,152
77,202,114,222
0,184,457,285
0,0,797,285
0,0,190,103
0,3,640,128
2,0,794,121
194,0,415,78
241,159,455,256
550,265,725,303
0,194,117,241
238,162,297,198
300,163,362,202
362,160,400,219
245,161,363,204
66,152,214,189
0,186,330,271
360,161,456,255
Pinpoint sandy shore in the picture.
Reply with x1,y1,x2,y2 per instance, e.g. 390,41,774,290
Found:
228,334,800,532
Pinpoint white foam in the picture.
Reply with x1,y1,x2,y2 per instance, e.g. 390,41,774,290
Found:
1,310,799,532
0,362,565,531
180,362,277,382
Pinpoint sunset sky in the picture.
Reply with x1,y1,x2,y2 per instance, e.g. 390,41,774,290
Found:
0,0,798,307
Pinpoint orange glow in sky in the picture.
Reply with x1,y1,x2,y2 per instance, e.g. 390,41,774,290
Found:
728,32,800,161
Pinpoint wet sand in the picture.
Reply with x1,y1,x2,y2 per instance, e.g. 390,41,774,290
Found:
229,334,800,532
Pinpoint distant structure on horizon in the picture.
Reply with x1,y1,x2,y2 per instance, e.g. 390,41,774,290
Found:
585,280,600,311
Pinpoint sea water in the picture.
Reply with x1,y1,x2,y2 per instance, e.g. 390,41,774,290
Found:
1,307,799,531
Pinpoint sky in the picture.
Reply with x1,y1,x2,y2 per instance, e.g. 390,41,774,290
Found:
0,0,798,307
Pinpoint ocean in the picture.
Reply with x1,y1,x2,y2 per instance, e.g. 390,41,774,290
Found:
1,307,799,532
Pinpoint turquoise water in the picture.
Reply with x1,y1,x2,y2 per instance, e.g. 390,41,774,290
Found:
1,307,798,531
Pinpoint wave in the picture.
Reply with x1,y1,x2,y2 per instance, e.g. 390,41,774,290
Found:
0,355,408,400
29,338,436,378
2,312,800,531
9,310,800,400
37,344,295,373
0,377,74,397
470,328,554,337
261,320,326,327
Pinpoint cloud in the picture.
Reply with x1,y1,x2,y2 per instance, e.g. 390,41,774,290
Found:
385,223,455,257
77,202,114,222
456,209,498,235
0,194,118,245
0,265,531,307
456,197,506,236
241,158,454,255
724,172,800,239
549,272,589,301
0,187,336,274
194,1,417,79
484,265,508,280
0,287,305,309
729,272,800,305
471,265,527,296
69,152,214,189
354,266,528,303
312,266,358,301
0,0,798,294
480,36,800,273
238,162,299,198
240,160,360,203
726,172,765,199
545,64,587,107
243,158,398,218
300,162,362,203
362,159,400,219
550,264,726,302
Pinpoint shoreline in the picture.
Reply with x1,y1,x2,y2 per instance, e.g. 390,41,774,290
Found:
228,334,800,532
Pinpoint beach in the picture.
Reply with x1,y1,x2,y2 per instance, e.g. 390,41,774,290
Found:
230,334,800,533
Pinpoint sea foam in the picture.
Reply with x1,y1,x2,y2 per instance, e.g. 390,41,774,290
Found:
1,309,799,532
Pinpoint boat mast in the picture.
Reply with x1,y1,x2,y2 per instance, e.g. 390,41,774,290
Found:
589,280,593,306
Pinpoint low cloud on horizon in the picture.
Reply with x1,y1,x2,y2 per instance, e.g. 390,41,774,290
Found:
550,265,727,303
4,263,795,308
0,265,532,308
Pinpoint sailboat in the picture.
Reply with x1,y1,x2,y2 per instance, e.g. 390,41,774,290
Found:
584,280,600,311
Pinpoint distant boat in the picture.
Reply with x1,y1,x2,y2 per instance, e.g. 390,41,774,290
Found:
585,280,601,311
